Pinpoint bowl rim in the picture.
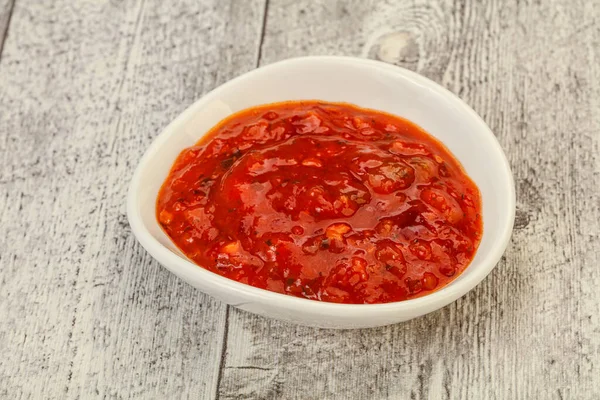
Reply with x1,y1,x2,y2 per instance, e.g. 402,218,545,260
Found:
127,55,515,316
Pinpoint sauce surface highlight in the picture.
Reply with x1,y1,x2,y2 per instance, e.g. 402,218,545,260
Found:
157,101,482,304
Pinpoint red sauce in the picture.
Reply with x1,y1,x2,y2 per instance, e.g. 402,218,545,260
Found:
156,101,482,304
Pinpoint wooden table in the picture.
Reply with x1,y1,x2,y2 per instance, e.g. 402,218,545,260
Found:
1,0,598,398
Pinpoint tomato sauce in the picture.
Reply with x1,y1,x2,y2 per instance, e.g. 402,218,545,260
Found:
156,101,482,304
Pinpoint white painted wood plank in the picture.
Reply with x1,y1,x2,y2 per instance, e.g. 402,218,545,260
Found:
0,0,265,398
218,0,600,399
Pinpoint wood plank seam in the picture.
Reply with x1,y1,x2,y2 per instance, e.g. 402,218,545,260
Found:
214,306,230,400
0,0,15,60
256,0,270,67
214,1,270,398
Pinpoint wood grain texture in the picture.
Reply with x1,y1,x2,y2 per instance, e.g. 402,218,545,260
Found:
0,0,265,398
0,0,598,399
218,0,600,399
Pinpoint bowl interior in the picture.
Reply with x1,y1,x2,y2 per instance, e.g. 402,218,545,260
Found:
131,57,513,301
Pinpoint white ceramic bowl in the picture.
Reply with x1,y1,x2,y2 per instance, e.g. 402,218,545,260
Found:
128,56,515,329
